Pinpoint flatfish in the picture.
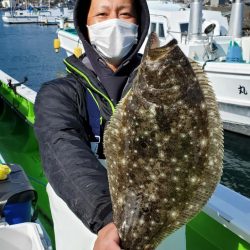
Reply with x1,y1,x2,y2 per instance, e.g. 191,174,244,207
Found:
103,33,224,250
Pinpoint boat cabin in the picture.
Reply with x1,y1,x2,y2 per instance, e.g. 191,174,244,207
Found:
140,1,229,53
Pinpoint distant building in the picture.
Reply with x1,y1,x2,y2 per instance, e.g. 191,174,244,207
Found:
210,0,225,7
1,0,16,8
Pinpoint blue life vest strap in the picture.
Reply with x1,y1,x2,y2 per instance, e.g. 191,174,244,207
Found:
86,89,101,156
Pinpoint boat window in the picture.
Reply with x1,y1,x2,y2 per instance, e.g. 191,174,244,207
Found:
150,23,157,33
159,23,165,38
180,23,189,34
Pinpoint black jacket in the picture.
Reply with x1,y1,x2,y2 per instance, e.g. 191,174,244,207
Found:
34,0,149,234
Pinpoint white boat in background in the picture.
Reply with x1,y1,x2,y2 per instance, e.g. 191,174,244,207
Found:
38,8,73,25
2,9,39,24
2,6,73,25
57,0,250,137
168,0,250,137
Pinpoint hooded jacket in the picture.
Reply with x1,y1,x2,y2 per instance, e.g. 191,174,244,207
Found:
34,0,150,234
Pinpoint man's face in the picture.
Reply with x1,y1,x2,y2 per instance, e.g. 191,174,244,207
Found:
87,0,137,26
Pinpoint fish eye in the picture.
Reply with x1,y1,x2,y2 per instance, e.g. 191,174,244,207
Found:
179,57,189,66
140,141,148,148
142,207,150,213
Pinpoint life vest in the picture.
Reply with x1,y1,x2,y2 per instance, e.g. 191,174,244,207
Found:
64,55,116,158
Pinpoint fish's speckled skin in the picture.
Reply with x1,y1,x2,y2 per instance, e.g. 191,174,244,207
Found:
104,34,224,250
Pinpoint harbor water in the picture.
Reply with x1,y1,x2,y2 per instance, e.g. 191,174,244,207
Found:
0,11,66,91
0,11,250,199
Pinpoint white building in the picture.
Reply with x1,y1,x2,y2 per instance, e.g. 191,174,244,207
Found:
1,0,16,8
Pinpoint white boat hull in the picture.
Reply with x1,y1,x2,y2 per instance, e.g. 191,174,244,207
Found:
204,62,250,136
2,8,73,24
2,15,38,23
38,15,57,25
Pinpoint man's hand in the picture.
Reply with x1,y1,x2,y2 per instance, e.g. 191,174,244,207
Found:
93,223,121,250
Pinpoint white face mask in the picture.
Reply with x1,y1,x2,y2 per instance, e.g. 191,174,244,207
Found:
87,19,138,66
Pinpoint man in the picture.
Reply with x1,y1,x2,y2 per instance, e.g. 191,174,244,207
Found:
34,0,149,249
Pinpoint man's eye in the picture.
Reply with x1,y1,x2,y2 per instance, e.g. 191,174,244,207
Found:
97,12,107,16
121,13,131,16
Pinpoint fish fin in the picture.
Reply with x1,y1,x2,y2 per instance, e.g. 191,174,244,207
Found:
143,34,179,62
142,32,160,60
189,59,224,159
104,92,130,156
148,32,160,50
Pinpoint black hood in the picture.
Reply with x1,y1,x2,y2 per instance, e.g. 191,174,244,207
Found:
74,0,150,69
73,0,150,104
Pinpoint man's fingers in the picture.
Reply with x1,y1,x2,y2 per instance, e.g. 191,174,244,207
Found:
93,223,121,250
111,241,121,250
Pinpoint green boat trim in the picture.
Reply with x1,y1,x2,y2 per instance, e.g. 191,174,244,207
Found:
0,69,250,250
0,70,54,247
0,70,36,124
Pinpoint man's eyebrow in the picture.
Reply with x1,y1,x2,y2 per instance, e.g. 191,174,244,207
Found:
97,4,133,10
117,4,133,10
96,5,110,10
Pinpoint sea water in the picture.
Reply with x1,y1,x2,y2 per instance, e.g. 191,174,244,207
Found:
0,11,249,198
0,11,66,91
